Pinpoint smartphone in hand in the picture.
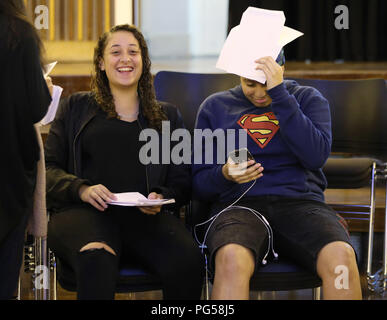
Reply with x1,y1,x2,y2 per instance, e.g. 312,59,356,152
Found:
228,148,255,164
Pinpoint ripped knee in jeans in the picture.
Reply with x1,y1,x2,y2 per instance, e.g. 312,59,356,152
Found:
79,242,116,256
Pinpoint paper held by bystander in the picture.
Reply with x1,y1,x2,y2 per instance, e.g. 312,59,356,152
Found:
108,192,175,207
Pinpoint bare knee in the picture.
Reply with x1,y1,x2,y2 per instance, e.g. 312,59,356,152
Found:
215,244,255,279
79,242,117,256
317,241,358,278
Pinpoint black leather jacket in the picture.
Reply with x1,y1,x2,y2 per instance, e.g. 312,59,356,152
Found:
44,92,191,212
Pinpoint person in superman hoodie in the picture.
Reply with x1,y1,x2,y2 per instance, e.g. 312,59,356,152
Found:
192,50,362,300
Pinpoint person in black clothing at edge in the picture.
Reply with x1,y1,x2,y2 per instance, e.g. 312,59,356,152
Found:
0,0,52,300
45,24,204,300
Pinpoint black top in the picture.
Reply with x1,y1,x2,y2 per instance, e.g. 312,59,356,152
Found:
81,113,147,195
45,92,191,212
0,15,51,244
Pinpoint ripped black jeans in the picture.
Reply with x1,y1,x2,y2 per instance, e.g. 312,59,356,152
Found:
48,204,204,300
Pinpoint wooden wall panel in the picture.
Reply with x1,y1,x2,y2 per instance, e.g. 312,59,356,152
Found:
24,0,115,41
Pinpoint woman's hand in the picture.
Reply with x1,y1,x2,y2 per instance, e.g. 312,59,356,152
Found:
79,184,117,212
138,192,164,215
254,56,284,90
222,158,264,184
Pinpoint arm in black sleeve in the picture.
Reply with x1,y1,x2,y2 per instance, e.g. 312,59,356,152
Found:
44,96,91,208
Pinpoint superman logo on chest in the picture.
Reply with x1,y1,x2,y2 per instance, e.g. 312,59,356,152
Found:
237,112,280,149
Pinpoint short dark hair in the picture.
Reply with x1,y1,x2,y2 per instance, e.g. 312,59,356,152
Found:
276,48,285,66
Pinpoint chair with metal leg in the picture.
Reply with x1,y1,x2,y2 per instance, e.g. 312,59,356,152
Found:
20,126,51,300
289,78,387,294
22,235,50,300
323,157,387,293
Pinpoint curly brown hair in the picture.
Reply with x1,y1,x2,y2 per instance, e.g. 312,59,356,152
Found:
91,24,166,131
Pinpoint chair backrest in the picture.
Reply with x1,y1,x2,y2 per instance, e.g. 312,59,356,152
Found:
288,78,387,159
154,71,240,135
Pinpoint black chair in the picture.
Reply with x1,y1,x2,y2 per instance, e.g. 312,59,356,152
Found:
49,200,187,299
52,256,163,299
154,71,240,134
288,78,387,158
154,71,322,299
48,204,184,299
288,78,387,293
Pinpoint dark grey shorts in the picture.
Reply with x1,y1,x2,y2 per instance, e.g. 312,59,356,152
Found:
205,196,352,275
205,208,270,275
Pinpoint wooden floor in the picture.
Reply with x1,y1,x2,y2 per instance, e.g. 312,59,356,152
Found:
17,269,387,300
16,183,387,301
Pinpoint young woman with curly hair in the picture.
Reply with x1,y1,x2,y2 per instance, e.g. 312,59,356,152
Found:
45,24,204,300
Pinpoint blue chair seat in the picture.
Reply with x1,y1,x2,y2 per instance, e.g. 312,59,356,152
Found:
56,258,163,294
251,258,322,292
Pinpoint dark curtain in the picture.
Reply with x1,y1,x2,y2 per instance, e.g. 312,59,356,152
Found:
228,0,387,61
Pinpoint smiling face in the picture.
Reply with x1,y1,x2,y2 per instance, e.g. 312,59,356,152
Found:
99,31,143,91
240,77,273,108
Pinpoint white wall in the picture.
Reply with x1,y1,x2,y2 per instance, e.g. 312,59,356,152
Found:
114,0,133,25
140,0,229,58
188,0,229,57
140,0,190,57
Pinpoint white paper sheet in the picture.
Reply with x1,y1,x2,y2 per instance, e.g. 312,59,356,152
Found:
279,26,304,47
108,192,175,207
39,61,63,126
216,7,304,84
40,85,63,125
43,61,57,77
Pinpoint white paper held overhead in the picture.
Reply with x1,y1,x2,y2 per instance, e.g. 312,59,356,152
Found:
216,7,304,84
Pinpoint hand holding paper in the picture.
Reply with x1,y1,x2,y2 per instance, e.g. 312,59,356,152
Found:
138,192,166,215
79,184,117,212
216,7,304,84
108,192,175,207
254,56,285,90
